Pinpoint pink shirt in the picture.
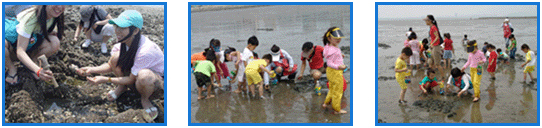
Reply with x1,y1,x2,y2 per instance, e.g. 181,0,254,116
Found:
409,40,419,52
112,35,164,76
463,50,486,69
323,44,344,69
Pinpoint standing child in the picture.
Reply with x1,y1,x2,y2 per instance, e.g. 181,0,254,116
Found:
396,47,413,103
507,34,517,59
222,47,242,84
245,54,275,99
520,44,536,83
193,50,218,100
482,42,488,55
321,27,348,114
419,68,442,94
234,36,259,93
486,44,497,80
496,48,510,64
209,39,227,87
442,33,454,69
408,32,421,69
461,40,486,102
462,34,469,45
419,38,430,67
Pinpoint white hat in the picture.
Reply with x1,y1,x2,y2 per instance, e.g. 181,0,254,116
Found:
504,19,510,22
271,51,280,62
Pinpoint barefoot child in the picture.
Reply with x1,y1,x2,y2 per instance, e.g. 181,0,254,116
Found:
245,54,275,99
507,34,517,59
520,44,536,83
322,27,348,114
396,47,413,104
193,49,218,100
234,36,259,93
419,68,441,94
446,68,473,97
461,40,486,102
209,39,227,87
443,33,454,69
486,44,497,80
496,48,510,64
408,32,421,70
222,47,243,84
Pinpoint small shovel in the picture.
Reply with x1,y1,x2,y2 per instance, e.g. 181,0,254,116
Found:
37,55,59,88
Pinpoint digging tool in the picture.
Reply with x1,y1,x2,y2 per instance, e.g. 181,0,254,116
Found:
37,55,59,88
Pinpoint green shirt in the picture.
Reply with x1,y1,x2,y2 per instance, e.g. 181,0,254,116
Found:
419,76,437,85
508,40,516,50
193,60,216,77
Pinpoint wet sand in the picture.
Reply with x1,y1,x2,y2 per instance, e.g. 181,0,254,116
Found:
190,5,351,123
377,19,537,123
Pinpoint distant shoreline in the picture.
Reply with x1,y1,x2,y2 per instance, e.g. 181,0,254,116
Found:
191,5,270,13
477,16,537,19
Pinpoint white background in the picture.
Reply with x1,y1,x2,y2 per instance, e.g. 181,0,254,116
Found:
0,0,540,127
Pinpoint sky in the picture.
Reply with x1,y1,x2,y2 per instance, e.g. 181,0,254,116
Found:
378,5,537,20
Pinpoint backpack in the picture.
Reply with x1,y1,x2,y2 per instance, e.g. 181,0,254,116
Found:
5,18,19,44
82,7,106,34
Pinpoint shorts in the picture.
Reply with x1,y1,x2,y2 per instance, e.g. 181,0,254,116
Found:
310,67,326,75
245,69,262,85
487,64,496,72
431,46,443,65
419,81,439,91
524,66,535,73
410,51,420,65
89,24,115,42
396,74,407,89
443,50,453,59
194,72,211,88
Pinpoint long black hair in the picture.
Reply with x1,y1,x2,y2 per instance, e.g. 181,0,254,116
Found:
323,26,338,46
427,15,443,45
223,47,236,62
450,67,465,78
35,5,64,42
116,26,142,75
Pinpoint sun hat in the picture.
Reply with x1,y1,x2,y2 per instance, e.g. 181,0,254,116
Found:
108,10,143,29
270,45,281,62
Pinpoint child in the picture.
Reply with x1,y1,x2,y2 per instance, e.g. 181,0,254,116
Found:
322,27,348,114
446,68,473,97
223,47,242,84
507,34,517,59
520,44,536,83
496,48,510,64
462,34,469,45
486,44,497,80
482,42,488,55
297,42,327,90
245,54,275,99
420,38,430,67
396,47,413,104
461,40,486,102
75,5,114,54
233,36,259,93
408,32,421,69
209,39,227,87
442,33,454,69
419,68,442,94
193,50,218,100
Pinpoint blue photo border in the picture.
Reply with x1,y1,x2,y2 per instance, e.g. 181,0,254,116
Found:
375,2,540,126
2,2,167,126
188,2,353,126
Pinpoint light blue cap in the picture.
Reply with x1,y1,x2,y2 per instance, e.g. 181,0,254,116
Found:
108,10,143,29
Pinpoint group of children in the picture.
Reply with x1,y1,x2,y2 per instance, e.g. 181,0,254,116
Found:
191,27,349,114
397,30,536,104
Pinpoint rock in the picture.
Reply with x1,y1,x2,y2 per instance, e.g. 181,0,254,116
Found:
6,90,45,123
378,43,391,49
104,109,154,123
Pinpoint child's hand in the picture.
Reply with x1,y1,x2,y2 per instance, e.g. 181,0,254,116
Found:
521,64,525,67
235,60,240,66
457,90,466,97
461,67,466,72
338,65,346,70
478,61,484,65
423,89,427,94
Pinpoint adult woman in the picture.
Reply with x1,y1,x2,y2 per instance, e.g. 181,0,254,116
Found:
5,5,65,85
74,5,114,54
76,10,164,120
424,14,444,78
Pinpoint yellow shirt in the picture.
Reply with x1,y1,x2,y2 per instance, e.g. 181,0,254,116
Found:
395,57,408,77
246,59,268,72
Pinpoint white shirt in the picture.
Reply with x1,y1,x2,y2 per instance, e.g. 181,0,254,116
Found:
447,74,471,92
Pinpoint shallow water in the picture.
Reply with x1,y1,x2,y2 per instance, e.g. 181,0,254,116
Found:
377,19,538,123
191,5,351,123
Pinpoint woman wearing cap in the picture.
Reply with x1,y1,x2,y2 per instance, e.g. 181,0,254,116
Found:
501,18,512,48
4,5,65,86
76,10,164,120
74,5,114,54
321,27,347,114
424,14,445,79
263,44,298,89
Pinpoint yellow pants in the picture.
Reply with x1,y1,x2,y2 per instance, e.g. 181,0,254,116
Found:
324,67,344,112
470,67,482,98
